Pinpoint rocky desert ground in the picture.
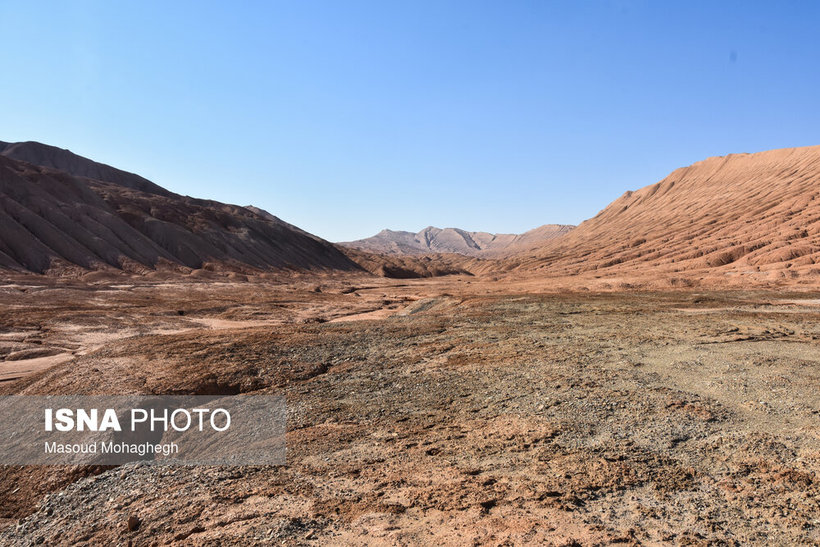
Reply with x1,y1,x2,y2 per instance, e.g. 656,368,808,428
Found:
1,274,819,545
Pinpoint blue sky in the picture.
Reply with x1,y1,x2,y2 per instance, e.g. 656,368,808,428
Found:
1,1,819,241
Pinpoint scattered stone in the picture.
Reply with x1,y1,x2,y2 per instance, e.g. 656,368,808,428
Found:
127,515,141,532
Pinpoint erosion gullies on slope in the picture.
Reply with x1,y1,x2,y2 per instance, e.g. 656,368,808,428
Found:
0,155,168,273
5,138,820,285
341,224,573,257
504,145,820,285
0,144,360,275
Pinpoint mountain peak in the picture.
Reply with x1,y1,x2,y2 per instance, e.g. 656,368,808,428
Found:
340,224,573,257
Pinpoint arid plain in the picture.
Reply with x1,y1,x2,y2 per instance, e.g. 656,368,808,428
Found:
0,275,819,545
1,142,820,545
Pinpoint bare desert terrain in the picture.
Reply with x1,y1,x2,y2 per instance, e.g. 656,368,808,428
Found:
1,142,819,544
1,275,819,545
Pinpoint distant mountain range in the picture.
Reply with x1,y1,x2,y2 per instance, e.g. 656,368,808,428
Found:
340,225,573,257
0,141,359,275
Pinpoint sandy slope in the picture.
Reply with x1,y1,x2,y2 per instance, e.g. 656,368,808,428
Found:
503,146,820,286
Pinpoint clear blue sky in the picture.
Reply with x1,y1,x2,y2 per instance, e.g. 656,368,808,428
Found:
1,1,819,241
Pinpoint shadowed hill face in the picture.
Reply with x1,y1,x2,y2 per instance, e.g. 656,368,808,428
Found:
341,225,573,257
0,141,170,196
505,145,820,282
0,150,360,275
338,246,491,278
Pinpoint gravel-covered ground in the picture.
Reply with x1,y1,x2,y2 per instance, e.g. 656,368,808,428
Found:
1,279,819,545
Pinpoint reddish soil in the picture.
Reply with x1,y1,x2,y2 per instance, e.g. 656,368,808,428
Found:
0,276,818,545
501,146,820,287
